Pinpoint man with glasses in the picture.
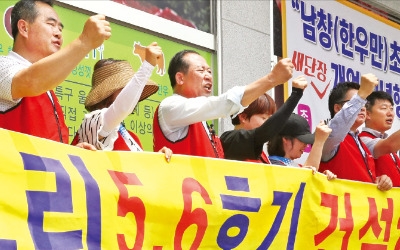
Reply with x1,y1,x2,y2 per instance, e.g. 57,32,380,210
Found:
318,74,392,191
359,91,400,187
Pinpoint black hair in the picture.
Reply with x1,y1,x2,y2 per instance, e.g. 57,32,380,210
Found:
11,0,54,39
328,82,360,119
267,135,295,157
168,50,199,89
365,91,394,111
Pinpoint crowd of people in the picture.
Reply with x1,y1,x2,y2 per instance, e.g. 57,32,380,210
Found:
1,0,399,191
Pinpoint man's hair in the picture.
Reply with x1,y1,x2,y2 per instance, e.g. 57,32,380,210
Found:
11,0,54,39
231,93,276,125
365,91,394,111
168,50,199,89
328,82,360,119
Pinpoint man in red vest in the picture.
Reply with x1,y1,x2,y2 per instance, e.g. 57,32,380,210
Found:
359,91,400,187
153,49,294,158
319,74,392,191
0,0,110,148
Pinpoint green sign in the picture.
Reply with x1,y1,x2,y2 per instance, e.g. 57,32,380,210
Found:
0,1,214,151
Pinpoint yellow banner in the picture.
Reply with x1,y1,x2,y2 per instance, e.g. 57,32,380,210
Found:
0,128,399,249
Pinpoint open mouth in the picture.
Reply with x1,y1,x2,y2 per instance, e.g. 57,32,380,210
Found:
53,40,61,48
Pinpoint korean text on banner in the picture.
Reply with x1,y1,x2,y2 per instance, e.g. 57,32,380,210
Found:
0,128,399,249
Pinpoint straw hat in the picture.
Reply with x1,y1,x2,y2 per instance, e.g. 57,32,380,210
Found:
85,61,159,109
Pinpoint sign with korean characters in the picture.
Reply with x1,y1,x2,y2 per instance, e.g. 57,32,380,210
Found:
0,1,213,149
282,0,400,160
0,128,400,249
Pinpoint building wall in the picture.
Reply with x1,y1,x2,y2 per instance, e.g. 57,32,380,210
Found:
218,1,272,134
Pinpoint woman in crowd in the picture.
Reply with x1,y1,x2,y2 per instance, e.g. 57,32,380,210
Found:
72,42,172,161
267,113,336,180
220,75,307,163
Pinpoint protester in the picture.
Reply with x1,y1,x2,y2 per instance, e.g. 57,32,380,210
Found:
220,75,307,163
267,113,336,180
0,0,110,150
72,42,172,161
319,75,392,191
359,91,400,187
153,49,294,158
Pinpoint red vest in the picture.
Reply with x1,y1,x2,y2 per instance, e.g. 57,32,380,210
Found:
71,130,142,151
246,151,271,164
319,133,376,183
359,131,400,187
0,91,68,143
153,107,224,158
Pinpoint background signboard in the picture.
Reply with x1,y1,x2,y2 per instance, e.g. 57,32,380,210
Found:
0,1,214,150
283,0,400,161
